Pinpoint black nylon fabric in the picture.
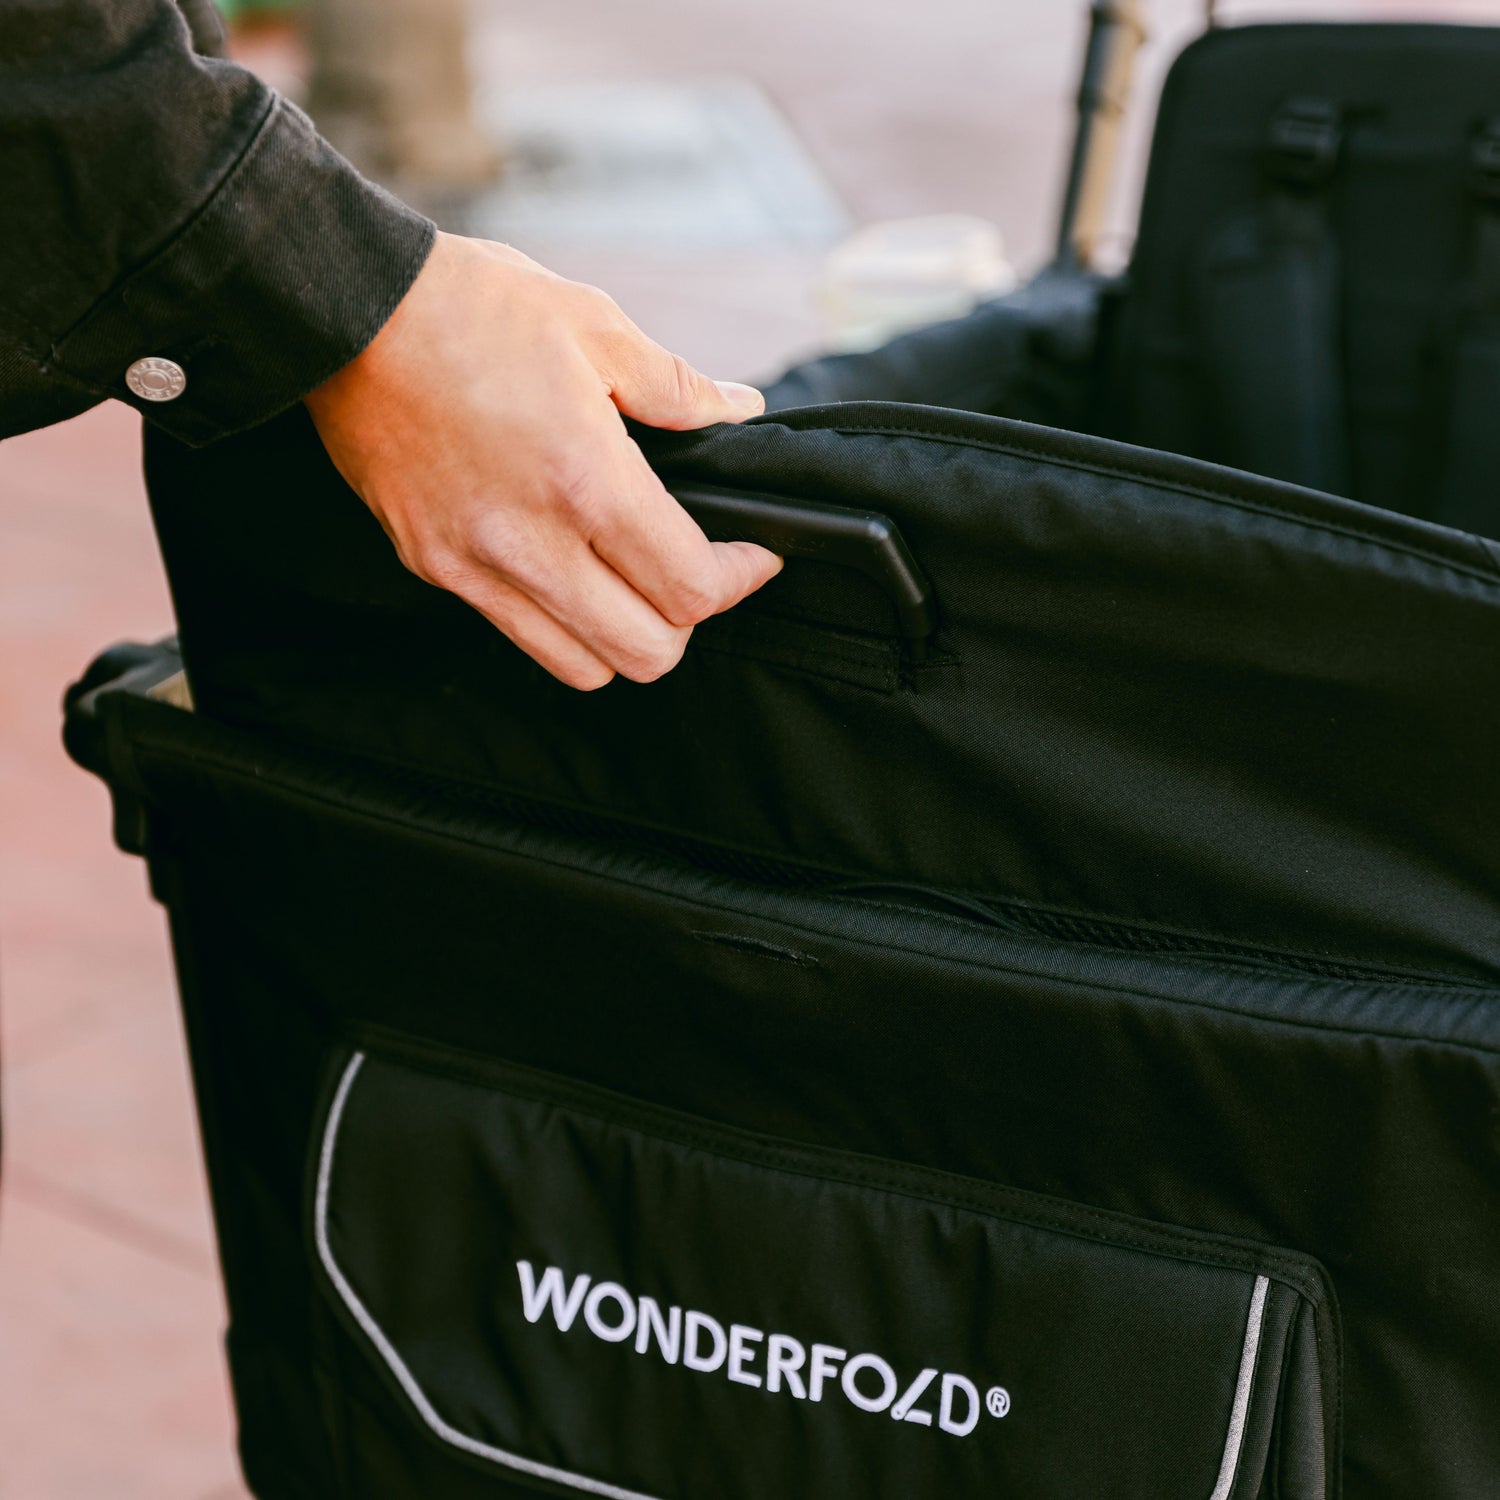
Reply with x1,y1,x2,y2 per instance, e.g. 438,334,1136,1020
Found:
760,269,1104,429
144,402,1500,981
64,19,1500,1499
314,1040,1323,1500
1111,23,1500,524
76,692,1500,1498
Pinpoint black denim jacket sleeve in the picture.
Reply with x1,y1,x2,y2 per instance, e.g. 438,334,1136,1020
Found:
0,0,437,445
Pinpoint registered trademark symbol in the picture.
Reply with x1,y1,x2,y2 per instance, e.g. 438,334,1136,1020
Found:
986,1386,1011,1419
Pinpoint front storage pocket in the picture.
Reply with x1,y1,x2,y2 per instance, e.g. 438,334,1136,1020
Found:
312,1038,1338,1500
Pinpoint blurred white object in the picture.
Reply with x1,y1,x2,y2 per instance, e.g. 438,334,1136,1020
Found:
820,215,1018,351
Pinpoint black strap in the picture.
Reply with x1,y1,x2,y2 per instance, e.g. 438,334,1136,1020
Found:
1426,119,1500,538
1197,100,1350,494
1467,121,1500,310
1264,100,1342,193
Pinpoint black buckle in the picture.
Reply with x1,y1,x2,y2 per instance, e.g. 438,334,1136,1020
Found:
1472,119,1500,203
1264,99,1341,188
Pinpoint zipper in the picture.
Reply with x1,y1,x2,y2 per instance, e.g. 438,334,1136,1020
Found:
128,694,1487,995
395,759,1478,991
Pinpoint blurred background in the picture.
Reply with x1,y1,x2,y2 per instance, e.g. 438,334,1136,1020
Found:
4,1,1500,1495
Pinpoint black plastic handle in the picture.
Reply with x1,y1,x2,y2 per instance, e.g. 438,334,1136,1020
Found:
672,485,937,660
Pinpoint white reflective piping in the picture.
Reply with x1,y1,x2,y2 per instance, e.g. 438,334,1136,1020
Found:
1208,1274,1270,1500
314,1051,665,1500
319,1050,1273,1500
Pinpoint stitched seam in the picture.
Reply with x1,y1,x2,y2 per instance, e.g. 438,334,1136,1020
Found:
131,728,1500,1045
834,423,1500,591
356,1036,1328,1306
691,634,898,692
47,94,435,437
202,216,435,444
125,702,1486,993
46,92,283,368
141,714,859,889
129,715,1497,1001
315,1055,666,1500
821,421,1500,588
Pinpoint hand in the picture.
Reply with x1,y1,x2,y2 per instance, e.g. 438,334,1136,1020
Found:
304,232,782,689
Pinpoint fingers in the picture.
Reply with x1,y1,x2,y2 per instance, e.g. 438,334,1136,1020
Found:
459,539,779,686
584,443,784,628
455,571,619,692
588,300,766,430
391,416,783,685
444,480,780,684
449,449,699,683
525,551,696,683
306,232,782,690
697,539,785,614
370,405,783,685
490,422,782,661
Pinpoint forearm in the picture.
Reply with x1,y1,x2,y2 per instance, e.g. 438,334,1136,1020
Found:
0,0,435,444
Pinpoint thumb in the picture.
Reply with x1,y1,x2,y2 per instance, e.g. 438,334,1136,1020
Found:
605,326,765,430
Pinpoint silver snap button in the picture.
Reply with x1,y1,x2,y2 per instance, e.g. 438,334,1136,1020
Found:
125,356,187,402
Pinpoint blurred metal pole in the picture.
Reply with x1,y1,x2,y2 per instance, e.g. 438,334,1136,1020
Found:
1053,0,1148,270
307,0,501,198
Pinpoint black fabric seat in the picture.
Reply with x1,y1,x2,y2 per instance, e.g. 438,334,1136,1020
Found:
773,23,1500,539
66,21,1500,1500
1113,22,1500,526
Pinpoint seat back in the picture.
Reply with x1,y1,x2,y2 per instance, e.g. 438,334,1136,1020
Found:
59,25,1500,1498
78,397,1500,1500
1110,22,1500,533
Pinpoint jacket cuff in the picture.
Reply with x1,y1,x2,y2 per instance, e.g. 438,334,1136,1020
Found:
46,93,436,446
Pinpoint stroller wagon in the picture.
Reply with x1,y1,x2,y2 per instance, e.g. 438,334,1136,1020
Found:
66,14,1500,1500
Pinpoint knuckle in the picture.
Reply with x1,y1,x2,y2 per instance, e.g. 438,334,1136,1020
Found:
411,547,470,594
576,282,624,329
541,454,601,526
662,353,704,412
466,513,523,573
568,660,617,692
662,579,718,627
620,627,691,683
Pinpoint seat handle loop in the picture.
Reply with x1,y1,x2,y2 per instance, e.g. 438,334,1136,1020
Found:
672,485,938,661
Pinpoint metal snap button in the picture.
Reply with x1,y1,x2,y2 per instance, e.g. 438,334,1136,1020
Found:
125,356,187,402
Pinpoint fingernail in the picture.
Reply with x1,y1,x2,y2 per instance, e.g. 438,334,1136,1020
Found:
715,380,765,416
